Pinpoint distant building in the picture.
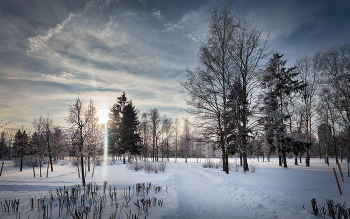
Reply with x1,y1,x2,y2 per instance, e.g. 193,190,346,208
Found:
318,124,332,145
318,124,332,158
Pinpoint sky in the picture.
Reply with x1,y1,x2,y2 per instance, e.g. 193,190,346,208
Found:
1,0,349,128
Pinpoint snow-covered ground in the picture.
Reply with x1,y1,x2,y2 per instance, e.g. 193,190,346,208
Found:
0,158,349,219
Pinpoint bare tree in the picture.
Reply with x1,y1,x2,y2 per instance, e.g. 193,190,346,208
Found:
139,112,150,160
294,54,319,166
51,126,69,161
320,44,350,165
43,116,54,171
32,116,48,176
66,96,97,186
181,1,238,173
85,100,102,171
182,118,192,163
181,1,268,173
162,117,173,161
149,108,161,161
174,118,179,162
318,87,340,163
148,108,171,162
228,16,269,172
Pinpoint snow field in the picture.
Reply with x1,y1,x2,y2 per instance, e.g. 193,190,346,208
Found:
0,158,349,218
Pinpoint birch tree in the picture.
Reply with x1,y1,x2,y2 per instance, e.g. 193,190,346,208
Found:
66,96,97,186
181,0,268,172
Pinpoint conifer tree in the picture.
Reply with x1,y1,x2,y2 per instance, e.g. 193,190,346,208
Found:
260,52,305,168
108,92,142,162
119,101,141,155
14,129,29,171
0,131,8,160
108,92,127,157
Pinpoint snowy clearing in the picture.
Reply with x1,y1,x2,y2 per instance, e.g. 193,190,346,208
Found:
0,158,349,219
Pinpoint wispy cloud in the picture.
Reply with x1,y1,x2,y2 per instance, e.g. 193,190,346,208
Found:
138,0,146,5
188,33,199,43
100,16,119,37
41,71,74,81
152,8,163,19
27,0,114,53
161,9,202,32
27,12,78,53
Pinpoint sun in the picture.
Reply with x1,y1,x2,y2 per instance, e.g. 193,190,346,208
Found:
97,109,110,124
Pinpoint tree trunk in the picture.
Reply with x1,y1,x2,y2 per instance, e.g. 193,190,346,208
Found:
225,150,229,174
156,138,159,162
305,106,310,167
48,143,53,172
306,152,310,167
340,149,342,162
278,152,282,166
167,141,169,161
20,156,23,172
239,152,242,166
325,142,329,165
283,151,287,168
80,155,85,186
243,151,249,172
295,155,298,165
175,130,178,161
222,150,226,172
88,156,90,171
185,143,188,163
152,133,155,162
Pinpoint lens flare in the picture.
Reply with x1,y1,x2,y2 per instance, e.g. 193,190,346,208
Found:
104,124,108,163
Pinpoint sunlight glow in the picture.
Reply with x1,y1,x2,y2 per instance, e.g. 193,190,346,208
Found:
97,109,109,165
103,124,108,165
98,109,110,124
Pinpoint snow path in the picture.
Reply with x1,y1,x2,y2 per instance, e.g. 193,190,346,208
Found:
168,160,336,219
174,164,232,218
171,163,268,219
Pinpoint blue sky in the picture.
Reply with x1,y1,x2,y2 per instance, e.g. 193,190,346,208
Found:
1,0,349,127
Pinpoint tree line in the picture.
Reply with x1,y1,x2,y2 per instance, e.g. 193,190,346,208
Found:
0,92,207,185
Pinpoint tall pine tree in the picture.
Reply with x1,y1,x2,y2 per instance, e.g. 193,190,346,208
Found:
14,129,29,171
108,92,127,157
108,92,141,162
0,131,8,160
260,52,305,168
120,101,141,155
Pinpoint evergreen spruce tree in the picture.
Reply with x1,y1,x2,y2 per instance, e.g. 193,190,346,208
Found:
108,92,141,162
120,101,141,155
14,129,29,171
29,132,39,156
260,52,305,168
107,92,127,157
0,131,8,160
